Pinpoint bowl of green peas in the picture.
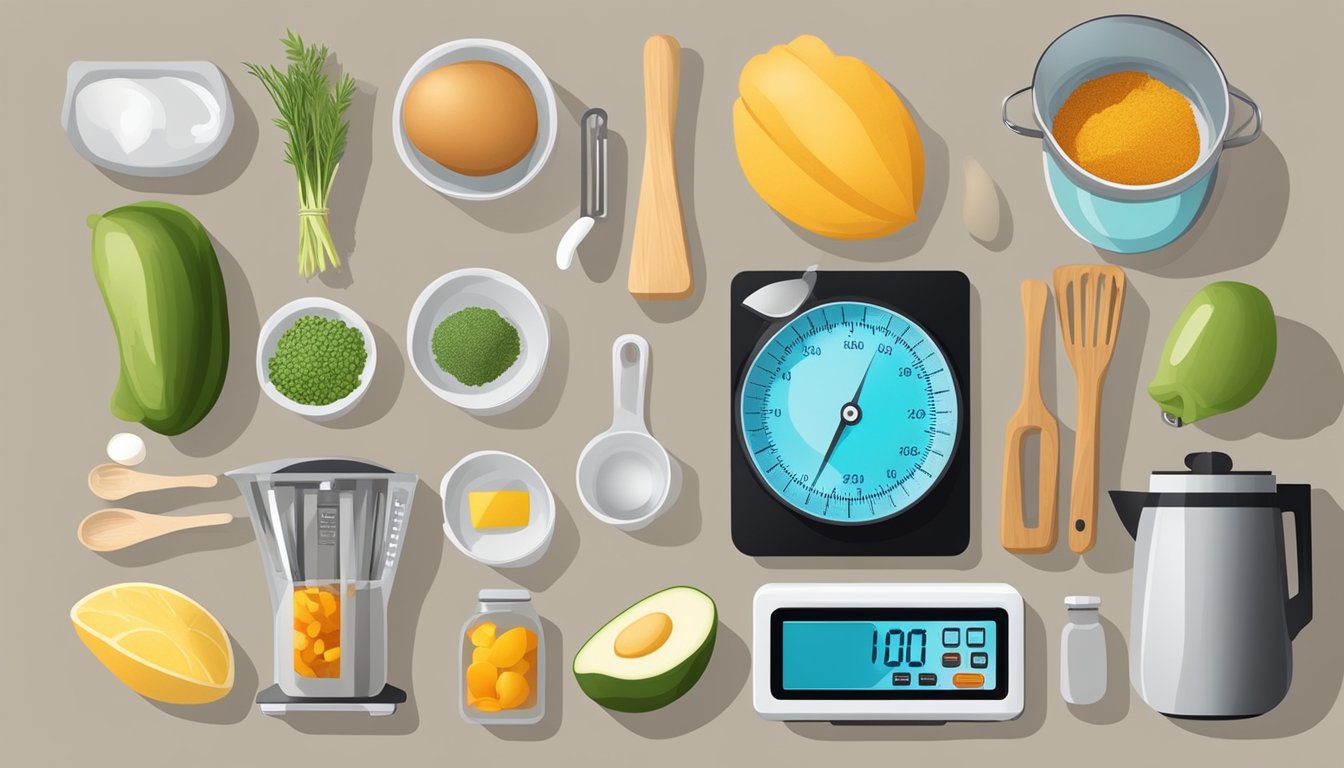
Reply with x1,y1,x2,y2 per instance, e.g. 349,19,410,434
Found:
257,297,377,420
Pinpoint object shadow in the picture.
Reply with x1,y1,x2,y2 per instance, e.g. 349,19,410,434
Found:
126,480,240,515
606,620,749,738
320,80,377,289
786,94,948,262
494,498,580,592
787,602,1046,740
326,323,404,429
447,82,584,233
474,309,569,430
1197,318,1344,440
1096,134,1289,277
1170,489,1342,738
1068,615,1130,724
638,47,706,324
275,479,443,736
95,72,258,194
630,458,701,547
487,617,564,740
148,634,258,724
171,238,261,458
96,516,253,567
579,128,631,284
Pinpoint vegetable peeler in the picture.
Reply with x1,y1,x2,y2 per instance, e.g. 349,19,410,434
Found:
556,108,608,270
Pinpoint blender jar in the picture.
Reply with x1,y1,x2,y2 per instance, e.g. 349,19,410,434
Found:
460,589,545,725
230,458,416,700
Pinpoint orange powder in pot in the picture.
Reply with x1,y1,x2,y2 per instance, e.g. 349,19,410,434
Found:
1051,71,1199,186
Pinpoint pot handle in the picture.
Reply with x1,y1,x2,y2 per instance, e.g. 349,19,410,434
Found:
1223,88,1263,149
1002,86,1044,139
1279,484,1312,639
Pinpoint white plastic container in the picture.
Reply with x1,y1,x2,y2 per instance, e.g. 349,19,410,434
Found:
1060,595,1106,705
460,589,545,725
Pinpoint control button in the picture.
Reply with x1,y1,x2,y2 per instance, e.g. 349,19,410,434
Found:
967,628,986,648
941,652,961,668
953,673,985,689
891,672,911,686
918,673,938,686
942,628,960,647
970,652,989,669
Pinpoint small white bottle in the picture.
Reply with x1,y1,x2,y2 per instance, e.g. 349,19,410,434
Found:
1060,595,1106,705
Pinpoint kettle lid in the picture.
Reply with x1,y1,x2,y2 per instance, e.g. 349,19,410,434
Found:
1150,452,1276,494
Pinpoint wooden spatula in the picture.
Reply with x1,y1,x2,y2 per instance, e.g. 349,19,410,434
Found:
1053,264,1126,554
628,34,692,300
1001,279,1060,554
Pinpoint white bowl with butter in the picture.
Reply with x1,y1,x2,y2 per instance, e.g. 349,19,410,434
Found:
441,451,554,568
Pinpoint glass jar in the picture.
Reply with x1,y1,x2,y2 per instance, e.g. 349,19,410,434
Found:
460,589,545,725
1060,595,1106,705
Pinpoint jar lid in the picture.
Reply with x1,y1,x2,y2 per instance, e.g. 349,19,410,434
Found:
478,588,531,603
1065,595,1101,608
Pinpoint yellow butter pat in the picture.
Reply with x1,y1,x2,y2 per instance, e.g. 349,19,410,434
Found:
469,490,530,529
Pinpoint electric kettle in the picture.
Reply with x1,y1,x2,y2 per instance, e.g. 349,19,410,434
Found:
1109,452,1312,718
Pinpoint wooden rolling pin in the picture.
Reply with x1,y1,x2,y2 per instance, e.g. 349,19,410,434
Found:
629,34,692,300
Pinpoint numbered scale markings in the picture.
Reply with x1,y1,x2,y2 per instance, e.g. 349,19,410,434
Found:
739,301,960,524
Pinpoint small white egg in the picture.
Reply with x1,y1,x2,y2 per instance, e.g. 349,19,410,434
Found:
106,433,146,466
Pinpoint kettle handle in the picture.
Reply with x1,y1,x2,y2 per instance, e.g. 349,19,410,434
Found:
1279,484,1313,639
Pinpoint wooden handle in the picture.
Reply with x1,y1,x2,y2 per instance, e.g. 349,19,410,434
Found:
1000,280,1060,554
1069,379,1103,553
629,34,691,300
171,512,234,532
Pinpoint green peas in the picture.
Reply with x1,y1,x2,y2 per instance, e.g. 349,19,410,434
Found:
268,315,367,406
431,307,521,387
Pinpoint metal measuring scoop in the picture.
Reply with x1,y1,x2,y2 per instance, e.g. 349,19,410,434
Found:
556,108,608,270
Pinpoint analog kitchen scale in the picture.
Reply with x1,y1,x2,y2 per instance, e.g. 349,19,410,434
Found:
753,583,1024,723
730,270,971,556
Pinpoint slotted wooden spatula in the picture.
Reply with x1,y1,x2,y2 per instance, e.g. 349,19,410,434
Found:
1001,279,1060,554
628,34,692,300
1053,264,1126,554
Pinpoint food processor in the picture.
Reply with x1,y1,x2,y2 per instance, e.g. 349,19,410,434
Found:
228,458,417,716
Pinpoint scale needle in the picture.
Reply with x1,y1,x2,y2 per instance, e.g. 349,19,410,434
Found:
810,353,879,489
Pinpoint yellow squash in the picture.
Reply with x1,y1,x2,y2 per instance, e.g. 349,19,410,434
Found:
733,36,924,240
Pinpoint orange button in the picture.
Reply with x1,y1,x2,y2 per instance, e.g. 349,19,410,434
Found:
952,673,985,689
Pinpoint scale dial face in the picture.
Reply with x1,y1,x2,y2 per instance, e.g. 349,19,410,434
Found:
738,301,960,525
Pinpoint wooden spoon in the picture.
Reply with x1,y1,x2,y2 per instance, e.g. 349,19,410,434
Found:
78,508,233,552
628,34,692,300
88,463,218,501
1053,264,1126,554
1001,279,1060,554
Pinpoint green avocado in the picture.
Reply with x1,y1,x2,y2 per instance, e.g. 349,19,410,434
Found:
89,202,230,436
573,586,717,713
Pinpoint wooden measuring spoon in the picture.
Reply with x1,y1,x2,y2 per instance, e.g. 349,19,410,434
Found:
1001,280,1060,554
78,508,233,552
88,463,218,501
628,34,692,300
1053,265,1126,554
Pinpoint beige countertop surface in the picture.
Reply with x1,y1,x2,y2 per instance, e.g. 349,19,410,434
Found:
2,0,1341,764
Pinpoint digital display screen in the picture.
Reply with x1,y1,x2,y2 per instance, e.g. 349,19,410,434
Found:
770,608,1008,700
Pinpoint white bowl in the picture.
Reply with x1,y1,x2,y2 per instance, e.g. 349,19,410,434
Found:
407,268,548,415
441,451,555,568
392,39,558,201
257,297,376,421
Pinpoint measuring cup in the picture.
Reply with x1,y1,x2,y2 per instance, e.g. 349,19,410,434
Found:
577,334,680,531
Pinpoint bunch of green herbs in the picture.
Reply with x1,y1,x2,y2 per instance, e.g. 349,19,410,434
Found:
268,315,367,405
245,31,355,278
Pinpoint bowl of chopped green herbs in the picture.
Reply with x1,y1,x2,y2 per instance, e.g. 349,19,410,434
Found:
407,268,549,415
257,297,376,420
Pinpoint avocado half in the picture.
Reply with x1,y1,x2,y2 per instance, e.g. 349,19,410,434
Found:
573,586,717,713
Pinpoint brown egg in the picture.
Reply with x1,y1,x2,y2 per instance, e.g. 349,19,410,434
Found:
402,61,538,176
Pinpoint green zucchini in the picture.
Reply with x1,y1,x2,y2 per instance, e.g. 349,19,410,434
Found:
89,202,230,436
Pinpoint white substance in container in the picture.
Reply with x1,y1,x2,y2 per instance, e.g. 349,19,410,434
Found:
74,76,222,169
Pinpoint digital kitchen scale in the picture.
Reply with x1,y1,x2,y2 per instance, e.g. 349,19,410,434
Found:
730,271,971,556
753,583,1024,723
